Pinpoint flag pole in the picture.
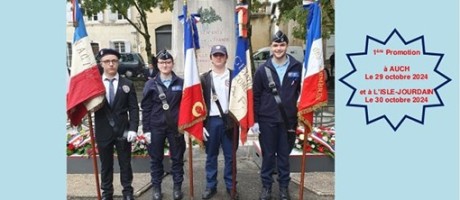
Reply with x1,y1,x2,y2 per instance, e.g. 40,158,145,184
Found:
298,1,329,199
69,1,104,199
298,123,310,200
187,133,194,199
183,2,195,198
299,1,317,199
87,112,102,200
231,1,242,198
231,126,237,199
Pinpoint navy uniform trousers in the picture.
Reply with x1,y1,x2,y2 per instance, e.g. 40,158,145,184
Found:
204,116,235,190
97,138,133,198
258,121,291,188
147,127,186,187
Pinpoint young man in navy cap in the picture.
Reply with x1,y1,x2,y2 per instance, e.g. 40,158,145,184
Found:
141,50,185,200
94,48,140,200
200,44,239,199
252,31,302,200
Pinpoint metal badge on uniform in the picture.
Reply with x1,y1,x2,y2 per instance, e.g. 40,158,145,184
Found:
162,104,170,110
122,85,130,93
212,94,218,102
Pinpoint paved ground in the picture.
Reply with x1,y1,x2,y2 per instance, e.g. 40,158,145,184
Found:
67,145,334,200
67,78,337,199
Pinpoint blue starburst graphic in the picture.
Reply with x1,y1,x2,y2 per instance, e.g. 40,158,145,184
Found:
339,29,451,131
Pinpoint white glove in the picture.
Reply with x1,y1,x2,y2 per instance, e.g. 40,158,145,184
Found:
251,123,260,134
144,132,151,144
203,128,210,141
127,131,137,142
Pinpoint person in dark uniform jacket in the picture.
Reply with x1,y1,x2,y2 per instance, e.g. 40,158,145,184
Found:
251,31,302,200
200,45,239,199
94,48,140,200
143,55,158,81
141,50,185,200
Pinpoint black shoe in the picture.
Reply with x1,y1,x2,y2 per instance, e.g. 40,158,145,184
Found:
202,188,217,199
123,194,135,200
226,188,239,200
152,186,162,200
259,187,271,200
173,185,183,200
279,187,290,200
101,192,113,200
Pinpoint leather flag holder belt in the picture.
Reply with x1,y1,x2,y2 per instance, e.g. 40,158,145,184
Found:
156,84,175,129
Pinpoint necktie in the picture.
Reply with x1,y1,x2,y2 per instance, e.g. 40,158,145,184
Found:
107,78,115,106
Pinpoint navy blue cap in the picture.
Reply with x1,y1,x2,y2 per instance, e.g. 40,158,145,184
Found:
97,48,120,59
210,45,228,56
272,30,289,44
157,49,174,62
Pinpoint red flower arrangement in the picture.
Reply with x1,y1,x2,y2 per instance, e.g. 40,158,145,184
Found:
66,123,150,157
295,126,335,158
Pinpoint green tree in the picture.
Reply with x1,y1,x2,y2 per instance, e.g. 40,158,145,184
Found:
278,0,335,40
80,0,175,68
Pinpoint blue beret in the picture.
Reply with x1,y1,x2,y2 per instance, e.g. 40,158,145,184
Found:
97,48,120,59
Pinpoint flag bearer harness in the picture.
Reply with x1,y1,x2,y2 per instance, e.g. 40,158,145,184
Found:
264,66,296,151
155,83,176,129
210,76,231,131
264,66,290,130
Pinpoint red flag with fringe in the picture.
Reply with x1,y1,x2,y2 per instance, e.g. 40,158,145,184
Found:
298,1,328,131
66,0,105,126
178,4,206,143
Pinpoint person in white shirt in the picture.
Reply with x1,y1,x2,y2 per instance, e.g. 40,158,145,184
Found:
200,45,239,199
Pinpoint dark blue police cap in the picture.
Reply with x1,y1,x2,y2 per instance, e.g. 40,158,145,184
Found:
272,30,289,44
97,48,120,59
157,49,174,62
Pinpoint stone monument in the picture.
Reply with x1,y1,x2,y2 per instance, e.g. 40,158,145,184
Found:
172,0,237,76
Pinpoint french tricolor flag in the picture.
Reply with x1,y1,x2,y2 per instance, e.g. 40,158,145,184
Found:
178,3,206,143
297,1,328,130
66,0,105,126
229,4,254,145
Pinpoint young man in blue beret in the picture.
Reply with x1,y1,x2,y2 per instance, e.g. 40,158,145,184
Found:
200,45,239,199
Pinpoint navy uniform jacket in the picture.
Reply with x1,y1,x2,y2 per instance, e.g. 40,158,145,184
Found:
141,73,183,132
94,77,140,145
253,54,302,130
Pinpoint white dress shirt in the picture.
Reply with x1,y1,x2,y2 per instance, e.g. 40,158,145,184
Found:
102,73,119,102
209,69,230,116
